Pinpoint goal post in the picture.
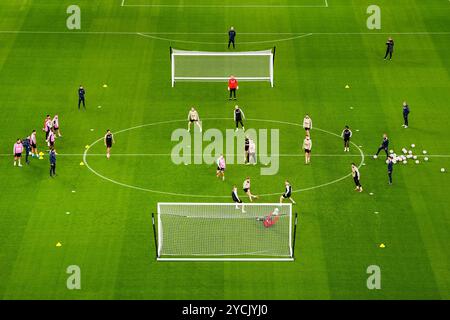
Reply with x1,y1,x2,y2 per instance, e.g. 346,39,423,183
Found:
153,203,296,262
170,47,276,87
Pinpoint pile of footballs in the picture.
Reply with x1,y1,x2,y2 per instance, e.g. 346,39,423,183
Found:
374,144,446,173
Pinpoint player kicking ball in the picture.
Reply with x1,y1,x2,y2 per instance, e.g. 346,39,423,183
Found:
104,129,115,159
280,180,296,204
216,154,226,181
257,208,281,228
243,177,259,202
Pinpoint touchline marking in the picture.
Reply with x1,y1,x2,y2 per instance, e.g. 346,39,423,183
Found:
3,153,448,157
121,0,329,8
81,118,365,198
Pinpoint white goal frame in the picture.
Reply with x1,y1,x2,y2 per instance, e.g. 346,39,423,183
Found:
170,48,275,88
153,202,295,262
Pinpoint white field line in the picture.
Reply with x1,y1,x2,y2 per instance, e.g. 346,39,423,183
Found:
0,31,449,36
121,0,329,8
2,153,449,158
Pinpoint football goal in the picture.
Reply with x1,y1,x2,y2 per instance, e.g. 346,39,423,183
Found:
170,47,276,87
152,203,298,262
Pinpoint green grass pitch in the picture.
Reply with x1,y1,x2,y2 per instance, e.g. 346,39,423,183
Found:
0,0,449,299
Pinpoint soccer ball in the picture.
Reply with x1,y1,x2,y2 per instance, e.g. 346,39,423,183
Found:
389,149,394,154
273,208,279,216
415,160,420,164
423,150,427,155
413,156,418,160
411,144,416,148
402,148,408,154
441,168,446,173
424,157,429,162
403,160,407,164
373,155,378,159
408,150,413,155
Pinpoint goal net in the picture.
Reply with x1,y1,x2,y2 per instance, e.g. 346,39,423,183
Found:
155,203,294,261
170,48,275,87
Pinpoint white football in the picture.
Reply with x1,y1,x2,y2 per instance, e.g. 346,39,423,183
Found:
403,160,407,164
408,150,413,155
413,156,418,160
390,150,394,154
415,160,420,164
402,148,408,154
373,155,378,159
411,144,416,148
424,157,429,161
441,168,446,173
423,150,427,155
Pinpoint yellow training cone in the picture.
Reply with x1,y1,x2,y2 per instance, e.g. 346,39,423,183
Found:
85,145,90,149
80,162,85,166
345,85,350,89
56,242,62,247
39,156,44,160
379,243,386,248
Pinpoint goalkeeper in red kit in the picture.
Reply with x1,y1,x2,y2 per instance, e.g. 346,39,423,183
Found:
257,208,281,228
228,75,239,100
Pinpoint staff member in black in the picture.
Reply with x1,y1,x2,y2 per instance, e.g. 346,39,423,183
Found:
384,37,394,60
402,101,410,128
22,136,31,164
387,156,394,185
49,147,56,177
234,105,245,131
341,125,353,152
228,27,236,49
78,85,86,109
375,134,389,158
244,135,250,164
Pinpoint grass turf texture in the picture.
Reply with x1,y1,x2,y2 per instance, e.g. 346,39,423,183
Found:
0,0,449,299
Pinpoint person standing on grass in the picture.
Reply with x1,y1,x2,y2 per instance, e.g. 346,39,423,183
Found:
53,115,62,137
78,85,86,109
303,114,312,136
248,139,257,165
228,76,239,100
234,105,245,131
231,186,245,213
302,135,312,164
49,147,56,177
22,136,31,165
30,130,38,158
351,163,363,192
374,133,389,159
342,125,353,152
228,26,236,49
187,107,202,132
43,115,52,140
387,156,394,185
280,180,296,204
13,139,23,167
104,129,115,159
244,135,250,164
243,177,258,202
46,128,56,150
402,102,410,128
216,154,226,181
384,37,394,60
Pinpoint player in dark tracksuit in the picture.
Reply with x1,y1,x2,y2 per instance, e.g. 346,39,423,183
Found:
234,105,245,131
341,126,353,152
375,134,389,158
228,27,236,49
22,136,31,164
402,102,410,128
49,148,56,177
387,156,394,185
78,85,86,109
384,38,394,60
244,136,250,164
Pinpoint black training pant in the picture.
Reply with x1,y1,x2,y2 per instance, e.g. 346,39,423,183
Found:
376,147,389,157
78,97,85,109
50,163,56,176
228,39,235,49
229,88,236,99
384,48,393,59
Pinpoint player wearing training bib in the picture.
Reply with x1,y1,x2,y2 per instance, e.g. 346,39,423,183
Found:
280,180,296,204
187,107,202,132
216,154,226,181
104,129,115,159
46,129,56,148
43,115,52,140
13,139,23,167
